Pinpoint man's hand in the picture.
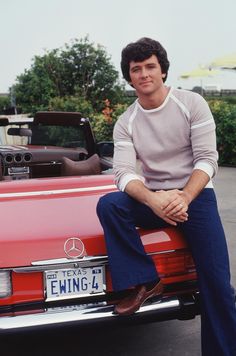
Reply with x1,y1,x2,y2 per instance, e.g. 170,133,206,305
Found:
154,190,189,224
145,190,188,226
163,169,210,219
161,189,190,219
125,181,189,226
162,169,211,220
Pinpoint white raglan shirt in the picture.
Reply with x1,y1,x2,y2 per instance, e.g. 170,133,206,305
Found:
113,87,218,192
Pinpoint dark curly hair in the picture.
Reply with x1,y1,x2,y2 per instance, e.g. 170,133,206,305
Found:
121,37,170,83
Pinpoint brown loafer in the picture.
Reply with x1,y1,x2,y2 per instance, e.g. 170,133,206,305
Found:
114,280,163,316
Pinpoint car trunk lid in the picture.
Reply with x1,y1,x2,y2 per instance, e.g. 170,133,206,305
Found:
0,176,188,268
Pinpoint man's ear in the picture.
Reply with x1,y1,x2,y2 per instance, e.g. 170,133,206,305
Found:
162,73,166,78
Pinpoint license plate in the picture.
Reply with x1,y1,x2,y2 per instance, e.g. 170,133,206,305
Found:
45,266,105,301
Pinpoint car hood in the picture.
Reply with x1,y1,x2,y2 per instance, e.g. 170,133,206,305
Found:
0,176,187,268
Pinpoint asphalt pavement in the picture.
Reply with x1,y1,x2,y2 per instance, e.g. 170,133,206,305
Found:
213,167,236,282
2,167,236,356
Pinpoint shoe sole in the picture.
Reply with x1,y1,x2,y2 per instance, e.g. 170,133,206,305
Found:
114,287,163,316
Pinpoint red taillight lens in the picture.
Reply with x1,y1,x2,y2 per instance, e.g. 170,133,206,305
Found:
153,250,196,278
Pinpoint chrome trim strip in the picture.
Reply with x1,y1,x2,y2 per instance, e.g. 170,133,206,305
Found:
10,250,180,273
32,255,108,266
0,184,117,199
148,250,175,255
0,297,181,330
13,256,108,273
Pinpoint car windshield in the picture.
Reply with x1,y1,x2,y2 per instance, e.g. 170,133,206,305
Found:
0,123,86,149
30,124,86,148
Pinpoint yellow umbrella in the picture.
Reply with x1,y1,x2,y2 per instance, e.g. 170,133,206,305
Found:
180,67,219,79
179,67,219,94
209,53,236,70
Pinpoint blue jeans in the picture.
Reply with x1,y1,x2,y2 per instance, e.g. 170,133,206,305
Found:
97,188,236,356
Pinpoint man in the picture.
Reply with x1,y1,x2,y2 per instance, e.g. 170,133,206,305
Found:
96,37,236,355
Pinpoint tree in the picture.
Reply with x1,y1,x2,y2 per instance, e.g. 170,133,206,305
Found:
13,51,63,114
48,95,94,118
0,95,11,114
13,37,126,114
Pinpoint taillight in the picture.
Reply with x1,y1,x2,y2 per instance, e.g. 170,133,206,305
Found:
153,250,196,278
0,271,12,298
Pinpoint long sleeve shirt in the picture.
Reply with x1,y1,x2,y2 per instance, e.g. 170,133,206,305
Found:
113,87,218,191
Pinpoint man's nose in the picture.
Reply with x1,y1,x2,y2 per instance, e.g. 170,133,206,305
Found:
140,68,148,78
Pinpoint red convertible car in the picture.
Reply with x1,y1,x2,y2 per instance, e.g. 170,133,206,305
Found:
0,111,199,332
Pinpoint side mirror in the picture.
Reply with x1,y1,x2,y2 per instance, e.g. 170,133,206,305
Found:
7,128,32,137
97,141,114,157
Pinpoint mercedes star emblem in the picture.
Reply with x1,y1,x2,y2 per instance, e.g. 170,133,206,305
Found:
64,237,85,259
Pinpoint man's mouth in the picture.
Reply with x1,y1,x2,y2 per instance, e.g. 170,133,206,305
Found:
140,81,152,86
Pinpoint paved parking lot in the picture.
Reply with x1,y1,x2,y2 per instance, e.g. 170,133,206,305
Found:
213,167,236,282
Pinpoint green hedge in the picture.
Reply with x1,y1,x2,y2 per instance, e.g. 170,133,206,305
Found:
207,99,236,166
91,102,129,142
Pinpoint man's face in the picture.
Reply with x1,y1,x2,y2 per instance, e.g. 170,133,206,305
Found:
129,55,166,96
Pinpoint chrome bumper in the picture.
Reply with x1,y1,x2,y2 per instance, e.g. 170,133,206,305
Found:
0,294,199,331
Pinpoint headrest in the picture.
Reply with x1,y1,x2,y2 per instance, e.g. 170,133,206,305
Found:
61,154,101,176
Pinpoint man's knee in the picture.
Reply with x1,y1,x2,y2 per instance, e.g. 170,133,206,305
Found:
97,191,130,217
97,192,118,217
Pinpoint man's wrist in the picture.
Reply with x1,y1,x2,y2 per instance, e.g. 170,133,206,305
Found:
182,190,193,205
143,189,156,207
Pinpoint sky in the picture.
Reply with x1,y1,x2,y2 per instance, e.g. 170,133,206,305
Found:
1,0,236,93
